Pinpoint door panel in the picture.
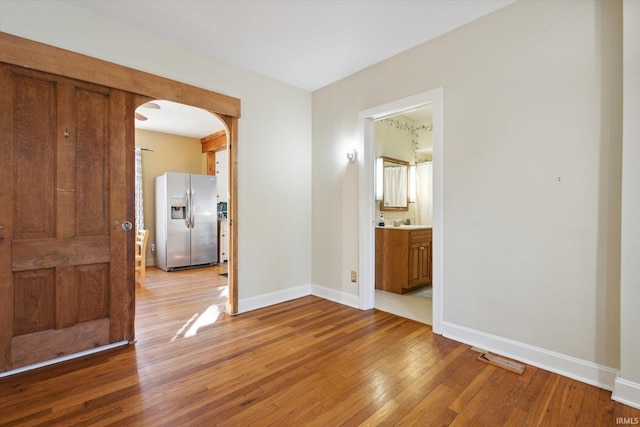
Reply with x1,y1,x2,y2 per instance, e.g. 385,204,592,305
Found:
76,89,109,236
11,318,110,368
0,64,134,372
13,73,56,240
14,269,55,335
76,264,109,323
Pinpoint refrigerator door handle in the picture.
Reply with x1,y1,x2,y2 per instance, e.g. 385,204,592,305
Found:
185,189,192,229
190,188,196,229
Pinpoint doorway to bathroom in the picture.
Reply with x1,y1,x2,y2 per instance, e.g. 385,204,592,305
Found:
373,107,434,325
357,88,444,334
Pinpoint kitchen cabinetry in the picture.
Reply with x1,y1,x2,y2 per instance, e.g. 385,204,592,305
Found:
216,149,228,204
218,220,228,263
375,227,432,294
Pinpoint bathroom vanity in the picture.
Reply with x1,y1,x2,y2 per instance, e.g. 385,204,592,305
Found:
375,226,432,294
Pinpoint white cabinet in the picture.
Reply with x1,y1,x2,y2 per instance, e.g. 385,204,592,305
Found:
218,220,228,263
215,150,228,264
215,149,228,204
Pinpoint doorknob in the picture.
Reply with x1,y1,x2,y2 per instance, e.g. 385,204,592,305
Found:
121,221,133,231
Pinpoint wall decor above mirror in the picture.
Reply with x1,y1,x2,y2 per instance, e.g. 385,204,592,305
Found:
377,156,409,211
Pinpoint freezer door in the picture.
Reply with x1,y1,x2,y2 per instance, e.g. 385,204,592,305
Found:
165,172,191,269
190,174,218,265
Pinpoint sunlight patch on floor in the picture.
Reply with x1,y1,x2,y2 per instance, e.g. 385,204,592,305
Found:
185,304,224,337
171,304,226,340
171,312,199,342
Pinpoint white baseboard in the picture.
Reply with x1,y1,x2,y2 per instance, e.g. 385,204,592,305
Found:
310,285,360,309
236,284,360,314
237,284,311,314
613,377,640,410
442,321,619,391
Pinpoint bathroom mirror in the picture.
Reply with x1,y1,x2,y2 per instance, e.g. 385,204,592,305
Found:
379,156,409,211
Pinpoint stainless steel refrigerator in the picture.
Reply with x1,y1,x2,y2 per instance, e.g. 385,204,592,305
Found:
155,172,218,271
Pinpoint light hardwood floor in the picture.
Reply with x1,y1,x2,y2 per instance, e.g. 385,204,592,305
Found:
1,266,639,426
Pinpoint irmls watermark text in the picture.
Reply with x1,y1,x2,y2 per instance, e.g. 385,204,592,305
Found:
616,417,640,425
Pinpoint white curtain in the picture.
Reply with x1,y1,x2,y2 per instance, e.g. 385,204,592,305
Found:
415,162,433,226
383,166,408,207
135,146,144,231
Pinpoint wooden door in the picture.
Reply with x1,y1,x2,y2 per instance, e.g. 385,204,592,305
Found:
0,64,134,372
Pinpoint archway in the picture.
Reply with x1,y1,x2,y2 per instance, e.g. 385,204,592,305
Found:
133,97,238,315
133,99,231,306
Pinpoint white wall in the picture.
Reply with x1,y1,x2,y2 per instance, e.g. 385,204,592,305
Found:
312,0,623,372
0,0,313,302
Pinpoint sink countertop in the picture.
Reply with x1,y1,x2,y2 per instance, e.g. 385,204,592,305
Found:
377,224,432,230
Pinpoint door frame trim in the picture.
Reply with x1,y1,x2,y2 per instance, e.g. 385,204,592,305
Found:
0,32,241,315
0,33,240,117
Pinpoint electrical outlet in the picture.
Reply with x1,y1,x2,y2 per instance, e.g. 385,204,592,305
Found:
351,271,357,283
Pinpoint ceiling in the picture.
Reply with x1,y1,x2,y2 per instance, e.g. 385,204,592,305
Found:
67,0,516,137
135,100,226,138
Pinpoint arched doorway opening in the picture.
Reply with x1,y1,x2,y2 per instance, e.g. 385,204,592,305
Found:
133,100,233,316
130,89,239,316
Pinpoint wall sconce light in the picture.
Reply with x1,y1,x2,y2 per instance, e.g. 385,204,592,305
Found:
346,149,358,164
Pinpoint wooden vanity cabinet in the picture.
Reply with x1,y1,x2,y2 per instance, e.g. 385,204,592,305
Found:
376,228,432,294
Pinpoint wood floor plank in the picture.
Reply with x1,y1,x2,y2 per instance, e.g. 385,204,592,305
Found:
336,338,456,427
504,406,528,427
531,373,588,427
514,367,550,413
596,387,617,426
465,360,528,426
1,266,639,426
574,383,601,427
448,363,497,413
394,383,458,426
449,369,500,426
